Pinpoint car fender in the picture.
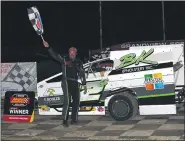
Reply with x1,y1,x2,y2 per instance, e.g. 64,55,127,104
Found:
99,87,137,101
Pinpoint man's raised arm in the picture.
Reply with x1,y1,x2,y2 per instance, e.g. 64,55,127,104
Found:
43,41,64,64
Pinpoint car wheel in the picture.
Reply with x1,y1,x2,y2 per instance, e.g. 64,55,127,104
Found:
108,91,138,121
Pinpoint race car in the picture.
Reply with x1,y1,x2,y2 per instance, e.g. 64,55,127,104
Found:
36,43,184,121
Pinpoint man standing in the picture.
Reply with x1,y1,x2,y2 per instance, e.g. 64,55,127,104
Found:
43,41,87,127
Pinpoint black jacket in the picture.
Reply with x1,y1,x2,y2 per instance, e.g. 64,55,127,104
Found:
48,47,86,85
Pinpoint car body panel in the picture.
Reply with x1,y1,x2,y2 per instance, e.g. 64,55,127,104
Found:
37,44,184,116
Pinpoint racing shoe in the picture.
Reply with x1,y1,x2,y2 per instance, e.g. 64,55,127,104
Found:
63,120,69,127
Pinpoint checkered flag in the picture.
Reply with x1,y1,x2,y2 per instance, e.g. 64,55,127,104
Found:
27,6,45,41
3,64,35,91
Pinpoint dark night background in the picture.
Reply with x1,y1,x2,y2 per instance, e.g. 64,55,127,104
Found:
2,1,185,81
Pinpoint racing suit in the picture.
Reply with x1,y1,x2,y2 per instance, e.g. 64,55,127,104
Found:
47,47,86,122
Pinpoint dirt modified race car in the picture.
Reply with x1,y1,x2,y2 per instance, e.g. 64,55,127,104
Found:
37,42,184,121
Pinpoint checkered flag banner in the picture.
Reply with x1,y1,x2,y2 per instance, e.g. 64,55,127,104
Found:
3,64,35,91
27,6,44,36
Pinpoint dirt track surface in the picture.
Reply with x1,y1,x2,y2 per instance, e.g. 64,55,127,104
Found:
1,106,184,140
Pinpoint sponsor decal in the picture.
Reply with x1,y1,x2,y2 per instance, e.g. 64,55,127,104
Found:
144,73,164,90
39,105,50,111
10,94,30,107
120,41,184,48
80,106,96,111
87,106,96,111
80,107,86,110
118,48,158,69
97,106,104,112
38,95,63,106
100,71,105,77
109,62,173,75
121,65,153,73
99,79,109,87
65,61,71,66
47,88,55,96
44,96,60,102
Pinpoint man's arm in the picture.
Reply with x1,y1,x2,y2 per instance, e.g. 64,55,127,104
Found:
77,60,86,86
77,60,87,94
43,41,63,64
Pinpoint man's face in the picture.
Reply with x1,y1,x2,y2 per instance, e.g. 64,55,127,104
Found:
69,49,77,60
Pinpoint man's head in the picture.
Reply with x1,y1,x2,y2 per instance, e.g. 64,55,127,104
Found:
69,47,77,60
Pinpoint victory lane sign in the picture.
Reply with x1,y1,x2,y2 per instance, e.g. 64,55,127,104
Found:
3,91,35,123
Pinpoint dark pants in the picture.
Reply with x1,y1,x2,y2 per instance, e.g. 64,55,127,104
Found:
61,80,80,121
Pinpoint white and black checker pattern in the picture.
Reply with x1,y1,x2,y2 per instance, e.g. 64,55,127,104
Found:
2,111,184,140
27,6,43,35
24,98,29,103
3,64,35,90
91,48,111,60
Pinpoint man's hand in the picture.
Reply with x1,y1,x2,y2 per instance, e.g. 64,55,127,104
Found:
43,41,49,48
84,85,87,94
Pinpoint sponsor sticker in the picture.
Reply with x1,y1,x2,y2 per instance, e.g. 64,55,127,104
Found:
144,73,164,90
39,105,50,111
47,88,55,96
80,106,96,111
97,106,104,112
10,94,30,107
38,95,63,106
117,48,158,69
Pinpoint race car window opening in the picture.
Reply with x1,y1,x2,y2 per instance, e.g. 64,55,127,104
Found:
46,75,62,83
85,58,112,76
91,60,114,73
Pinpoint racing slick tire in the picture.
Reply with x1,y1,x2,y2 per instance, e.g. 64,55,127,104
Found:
108,91,138,121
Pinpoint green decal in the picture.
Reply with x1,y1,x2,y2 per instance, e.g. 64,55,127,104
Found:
119,53,136,68
118,48,158,68
47,88,55,96
99,79,109,87
144,74,153,80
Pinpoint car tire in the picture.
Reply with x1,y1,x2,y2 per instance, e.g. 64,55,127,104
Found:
108,91,138,121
